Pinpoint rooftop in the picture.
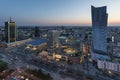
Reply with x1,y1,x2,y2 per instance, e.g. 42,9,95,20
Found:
25,38,47,46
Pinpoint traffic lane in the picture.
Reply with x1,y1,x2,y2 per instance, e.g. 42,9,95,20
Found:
27,60,58,72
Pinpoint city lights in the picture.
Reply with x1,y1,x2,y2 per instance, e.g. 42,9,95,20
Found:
0,1,120,80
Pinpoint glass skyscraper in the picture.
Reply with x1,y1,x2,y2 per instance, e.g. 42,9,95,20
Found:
92,6,108,52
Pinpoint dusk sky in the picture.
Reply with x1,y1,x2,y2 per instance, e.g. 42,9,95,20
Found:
0,0,120,26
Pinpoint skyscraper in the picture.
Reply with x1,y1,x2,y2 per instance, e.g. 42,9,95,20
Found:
34,27,40,37
47,30,60,48
5,18,16,43
92,6,108,52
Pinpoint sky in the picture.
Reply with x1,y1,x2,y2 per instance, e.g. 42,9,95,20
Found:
0,0,120,26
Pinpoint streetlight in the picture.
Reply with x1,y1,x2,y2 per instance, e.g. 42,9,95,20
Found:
25,78,29,80
26,46,30,49
21,76,24,79
32,46,37,50
89,58,92,62
108,70,112,74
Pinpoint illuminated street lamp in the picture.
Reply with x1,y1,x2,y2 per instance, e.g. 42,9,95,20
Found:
25,78,29,80
108,70,112,74
89,58,92,62
26,45,30,49
21,76,24,79
88,53,90,56
32,46,37,50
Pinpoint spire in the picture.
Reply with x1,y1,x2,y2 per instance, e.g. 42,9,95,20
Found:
10,17,12,22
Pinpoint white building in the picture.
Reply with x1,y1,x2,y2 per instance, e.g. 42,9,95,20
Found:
97,60,120,72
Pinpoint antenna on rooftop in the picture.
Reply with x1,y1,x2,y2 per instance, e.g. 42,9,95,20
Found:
10,17,12,22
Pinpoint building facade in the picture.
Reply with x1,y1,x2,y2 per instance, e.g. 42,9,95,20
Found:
34,27,40,37
47,30,60,48
92,6,108,52
5,20,16,43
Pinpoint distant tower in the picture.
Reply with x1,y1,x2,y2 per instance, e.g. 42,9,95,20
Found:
53,30,61,48
34,27,40,37
48,30,60,48
92,6,108,52
5,17,16,43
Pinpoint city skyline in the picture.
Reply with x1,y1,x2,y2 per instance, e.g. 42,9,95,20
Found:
0,0,120,26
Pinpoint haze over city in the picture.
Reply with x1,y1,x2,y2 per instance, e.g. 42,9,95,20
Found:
0,0,120,26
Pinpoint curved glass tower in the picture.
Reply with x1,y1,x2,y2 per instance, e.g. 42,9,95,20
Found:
92,6,108,52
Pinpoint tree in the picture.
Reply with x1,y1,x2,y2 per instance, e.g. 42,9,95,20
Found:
0,60,8,72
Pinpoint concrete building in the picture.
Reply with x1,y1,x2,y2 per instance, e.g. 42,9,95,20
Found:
92,6,108,52
5,18,16,43
47,30,61,48
98,60,120,73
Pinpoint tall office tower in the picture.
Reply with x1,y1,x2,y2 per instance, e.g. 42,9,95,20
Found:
92,6,108,52
5,18,16,43
53,30,61,48
34,27,40,37
48,30,60,48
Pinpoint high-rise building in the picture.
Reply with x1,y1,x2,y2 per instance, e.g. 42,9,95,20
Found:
5,18,16,43
34,27,40,37
47,30,60,48
92,6,108,52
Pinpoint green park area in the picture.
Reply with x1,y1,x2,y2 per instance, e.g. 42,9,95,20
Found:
0,60,8,72
25,69,53,80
